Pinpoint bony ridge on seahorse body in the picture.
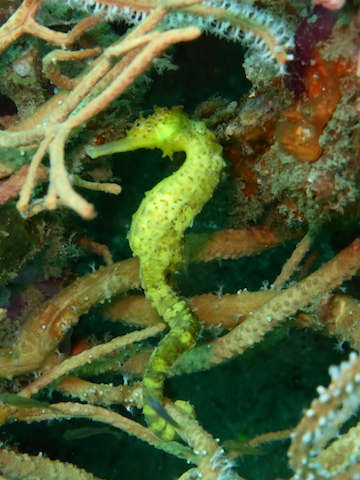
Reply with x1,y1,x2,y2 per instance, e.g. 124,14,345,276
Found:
85,106,225,441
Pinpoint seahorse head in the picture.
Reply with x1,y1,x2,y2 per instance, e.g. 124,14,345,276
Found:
129,106,187,155
85,106,189,159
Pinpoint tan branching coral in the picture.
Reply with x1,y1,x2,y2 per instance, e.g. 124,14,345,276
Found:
0,229,360,479
169,238,360,375
0,1,203,218
0,448,103,480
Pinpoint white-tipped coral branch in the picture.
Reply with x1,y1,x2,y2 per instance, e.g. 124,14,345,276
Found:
289,352,360,479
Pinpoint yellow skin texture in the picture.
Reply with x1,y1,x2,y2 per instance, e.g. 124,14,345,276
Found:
86,107,225,440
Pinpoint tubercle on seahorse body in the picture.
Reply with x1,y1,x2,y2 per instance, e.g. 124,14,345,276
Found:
86,106,225,441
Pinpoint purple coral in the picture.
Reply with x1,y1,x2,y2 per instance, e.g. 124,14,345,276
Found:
285,6,339,95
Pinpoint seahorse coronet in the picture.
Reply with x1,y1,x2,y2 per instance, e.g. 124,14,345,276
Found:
86,107,225,441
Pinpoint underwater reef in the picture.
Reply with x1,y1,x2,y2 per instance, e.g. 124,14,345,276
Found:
0,0,359,479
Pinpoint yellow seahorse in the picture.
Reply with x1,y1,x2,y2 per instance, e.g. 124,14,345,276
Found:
85,107,225,440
